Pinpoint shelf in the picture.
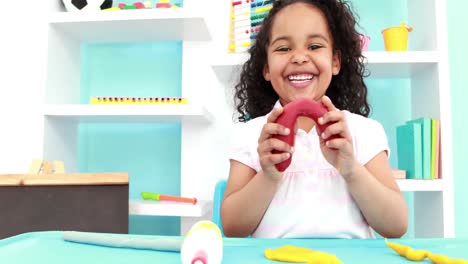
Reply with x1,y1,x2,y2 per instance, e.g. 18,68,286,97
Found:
43,104,213,124
363,51,439,78
397,179,443,192
211,51,439,84
48,9,211,43
129,199,212,217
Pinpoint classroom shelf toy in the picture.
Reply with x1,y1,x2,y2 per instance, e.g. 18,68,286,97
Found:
62,0,113,11
90,97,188,104
141,192,198,205
229,0,273,53
115,0,181,10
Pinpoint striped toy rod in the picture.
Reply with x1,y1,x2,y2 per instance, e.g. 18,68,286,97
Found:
141,192,198,205
90,97,188,104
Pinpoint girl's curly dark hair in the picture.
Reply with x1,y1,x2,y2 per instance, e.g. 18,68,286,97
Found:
234,0,370,122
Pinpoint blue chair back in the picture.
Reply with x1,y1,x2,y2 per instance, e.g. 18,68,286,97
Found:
212,179,227,236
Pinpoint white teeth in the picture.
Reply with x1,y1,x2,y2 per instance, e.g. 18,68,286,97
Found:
288,74,313,81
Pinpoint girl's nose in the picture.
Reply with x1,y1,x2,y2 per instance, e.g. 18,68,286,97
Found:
291,51,310,64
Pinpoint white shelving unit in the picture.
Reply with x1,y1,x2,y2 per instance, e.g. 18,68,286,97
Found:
37,0,453,238
44,104,213,123
42,1,215,232
129,200,212,217
205,0,454,238
397,179,444,192
211,51,440,84
48,8,211,43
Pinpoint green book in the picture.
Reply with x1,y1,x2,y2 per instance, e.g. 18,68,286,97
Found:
406,118,431,179
396,123,423,179
431,118,441,179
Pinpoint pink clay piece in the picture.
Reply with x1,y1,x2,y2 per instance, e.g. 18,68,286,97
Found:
273,98,338,172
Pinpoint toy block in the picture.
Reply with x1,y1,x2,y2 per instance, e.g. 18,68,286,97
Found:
156,3,171,8
102,7,121,11
28,160,43,174
28,160,66,174
156,1,172,8
41,161,53,174
133,2,145,9
53,160,65,173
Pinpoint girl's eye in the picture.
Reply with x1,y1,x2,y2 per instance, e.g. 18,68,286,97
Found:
309,44,322,50
276,47,290,52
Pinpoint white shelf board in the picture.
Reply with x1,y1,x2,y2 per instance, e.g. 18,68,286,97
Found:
363,51,439,78
48,9,211,43
129,199,212,217
397,179,443,192
211,51,439,84
44,104,213,124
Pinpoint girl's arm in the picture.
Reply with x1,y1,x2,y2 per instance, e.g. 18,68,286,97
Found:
221,106,292,237
342,151,408,238
220,160,280,237
318,96,408,238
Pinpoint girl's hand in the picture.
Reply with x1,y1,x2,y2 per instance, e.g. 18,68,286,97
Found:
317,96,356,179
257,107,294,181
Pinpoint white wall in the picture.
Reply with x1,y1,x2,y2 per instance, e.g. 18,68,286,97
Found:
0,4,48,173
180,0,237,234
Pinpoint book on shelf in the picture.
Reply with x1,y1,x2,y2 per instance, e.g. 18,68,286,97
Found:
396,117,441,180
406,118,431,179
396,122,422,179
431,118,441,179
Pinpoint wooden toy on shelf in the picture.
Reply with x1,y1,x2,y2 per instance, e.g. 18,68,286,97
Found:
28,159,65,174
90,97,188,104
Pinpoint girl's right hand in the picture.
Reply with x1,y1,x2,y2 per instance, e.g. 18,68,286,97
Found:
257,107,294,181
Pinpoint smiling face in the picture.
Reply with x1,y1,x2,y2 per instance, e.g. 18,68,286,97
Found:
263,2,341,105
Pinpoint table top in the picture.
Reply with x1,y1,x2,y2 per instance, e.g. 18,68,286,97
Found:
1,231,467,263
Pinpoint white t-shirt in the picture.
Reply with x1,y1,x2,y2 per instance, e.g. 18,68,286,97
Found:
228,103,390,239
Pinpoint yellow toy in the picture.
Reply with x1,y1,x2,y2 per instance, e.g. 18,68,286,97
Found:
90,96,188,104
264,245,342,264
385,239,467,264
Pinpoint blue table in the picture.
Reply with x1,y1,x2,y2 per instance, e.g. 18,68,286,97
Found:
1,231,467,263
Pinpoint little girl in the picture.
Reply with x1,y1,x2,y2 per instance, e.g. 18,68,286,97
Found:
221,0,408,239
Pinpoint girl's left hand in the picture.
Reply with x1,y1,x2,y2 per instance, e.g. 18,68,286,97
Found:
317,96,356,178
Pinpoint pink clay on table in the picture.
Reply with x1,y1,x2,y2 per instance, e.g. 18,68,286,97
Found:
272,98,338,172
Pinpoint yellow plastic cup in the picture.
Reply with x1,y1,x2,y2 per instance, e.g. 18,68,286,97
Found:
382,22,413,51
